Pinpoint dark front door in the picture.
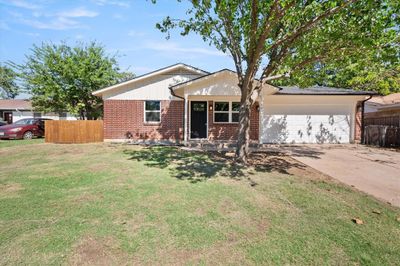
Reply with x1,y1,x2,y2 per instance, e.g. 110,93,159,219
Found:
190,101,207,139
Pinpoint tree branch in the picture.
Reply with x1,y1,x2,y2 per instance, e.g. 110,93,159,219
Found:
269,0,356,52
216,1,244,78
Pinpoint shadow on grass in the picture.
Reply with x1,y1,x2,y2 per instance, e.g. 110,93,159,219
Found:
124,146,245,183
249,152,307,175
124,146,307,184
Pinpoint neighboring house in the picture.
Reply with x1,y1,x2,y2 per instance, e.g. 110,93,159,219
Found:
365,93,400,114
364,93,400,127
0,99,76,124
92,63,375,144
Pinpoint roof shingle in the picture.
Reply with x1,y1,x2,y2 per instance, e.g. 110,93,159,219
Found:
277,86,377,95
0,99,32,110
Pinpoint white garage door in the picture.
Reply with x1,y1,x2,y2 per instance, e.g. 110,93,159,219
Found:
261,104,352,144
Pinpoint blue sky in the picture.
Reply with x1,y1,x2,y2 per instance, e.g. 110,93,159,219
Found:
0,0,234,77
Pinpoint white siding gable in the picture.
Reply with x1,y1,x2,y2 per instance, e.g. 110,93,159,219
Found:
182,72,241,96
103,70,202,101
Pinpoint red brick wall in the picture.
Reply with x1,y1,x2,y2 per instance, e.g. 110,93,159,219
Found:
354,101,363,142
186,100,259,141
103,100,183,140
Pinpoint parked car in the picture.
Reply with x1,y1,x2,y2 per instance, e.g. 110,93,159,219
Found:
0,118,52,139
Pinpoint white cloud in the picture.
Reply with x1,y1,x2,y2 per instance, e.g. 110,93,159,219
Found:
146,42,227,57
91,0,130,8
2,0,41,10
110,41,228,61
8,7,98,30
57,7,99,18
19,16,83,30
128,30,145,37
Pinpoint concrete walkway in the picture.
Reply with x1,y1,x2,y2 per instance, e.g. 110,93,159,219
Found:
284,145,400,207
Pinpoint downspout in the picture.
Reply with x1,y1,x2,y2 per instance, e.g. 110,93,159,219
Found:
360,95,373,144
169,86,186,145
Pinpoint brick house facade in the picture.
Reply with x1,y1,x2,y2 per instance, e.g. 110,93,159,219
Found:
104,99,260,142
104,100,184,141
93,63,375,144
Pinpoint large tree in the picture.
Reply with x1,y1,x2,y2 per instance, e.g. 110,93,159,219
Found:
15,41,132,119
274,33,400,95
155,0,399,163
0,64,20,99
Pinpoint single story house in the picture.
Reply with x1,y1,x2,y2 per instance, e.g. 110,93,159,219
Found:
0,99,76,124
92,63,375,144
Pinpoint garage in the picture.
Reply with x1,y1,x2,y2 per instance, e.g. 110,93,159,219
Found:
260,87,371,144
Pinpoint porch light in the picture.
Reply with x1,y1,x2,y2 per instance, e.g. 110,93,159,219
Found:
209,103,213,111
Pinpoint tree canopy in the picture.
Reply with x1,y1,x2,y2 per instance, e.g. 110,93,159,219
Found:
0,64,20,99
15,41,133,119
273,15,400,95
155,0,400,162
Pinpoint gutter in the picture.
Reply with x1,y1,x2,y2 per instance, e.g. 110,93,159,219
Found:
360,95,373,144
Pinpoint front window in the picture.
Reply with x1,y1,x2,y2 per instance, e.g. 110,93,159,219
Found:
214,102,229,122
214,101,240,123
231,102,240,123
145,101,161,123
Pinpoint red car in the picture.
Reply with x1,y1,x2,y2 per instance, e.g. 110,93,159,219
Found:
0,118,51,140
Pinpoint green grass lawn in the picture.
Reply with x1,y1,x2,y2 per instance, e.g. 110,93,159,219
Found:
0,138,44,148
0,143,399,265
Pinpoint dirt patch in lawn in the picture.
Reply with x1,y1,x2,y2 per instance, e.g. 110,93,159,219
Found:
248,151,332,181
0,183,23,197
68,236,128,266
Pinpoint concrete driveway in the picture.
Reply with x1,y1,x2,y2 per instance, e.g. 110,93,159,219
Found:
283,145,400,207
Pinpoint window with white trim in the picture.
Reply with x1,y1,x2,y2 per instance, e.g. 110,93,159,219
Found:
231,102,240,123
214,101,240,123
145,101,161,123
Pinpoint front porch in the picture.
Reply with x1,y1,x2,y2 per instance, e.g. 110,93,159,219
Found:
184,98,260,143
170,69,278,144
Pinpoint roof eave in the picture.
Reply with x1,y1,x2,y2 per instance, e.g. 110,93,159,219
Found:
92,63,209,96
275,93,377,96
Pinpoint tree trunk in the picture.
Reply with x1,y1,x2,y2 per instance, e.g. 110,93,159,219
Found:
236,85,254,164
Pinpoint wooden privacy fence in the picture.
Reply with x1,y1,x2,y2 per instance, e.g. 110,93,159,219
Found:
45,120,103,143
364,125,400,147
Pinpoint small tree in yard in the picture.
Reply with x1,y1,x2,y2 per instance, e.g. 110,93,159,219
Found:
15,41,133,120
154,0,399,163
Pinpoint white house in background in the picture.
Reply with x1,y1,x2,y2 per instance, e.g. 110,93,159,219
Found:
364,93,400,113
92,63,376,144
0,99,76,124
